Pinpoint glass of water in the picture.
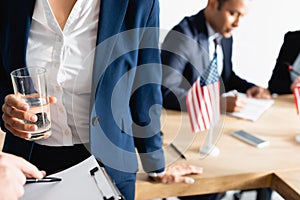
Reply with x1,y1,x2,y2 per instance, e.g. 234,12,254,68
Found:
10,67,51,140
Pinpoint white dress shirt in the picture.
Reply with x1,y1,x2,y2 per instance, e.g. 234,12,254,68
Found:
206,22,223,75
26,0,100,146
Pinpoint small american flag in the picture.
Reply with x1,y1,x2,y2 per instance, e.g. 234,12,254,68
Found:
186,53,220,133
293,84,300,115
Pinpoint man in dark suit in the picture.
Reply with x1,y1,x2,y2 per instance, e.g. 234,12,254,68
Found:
268,31,300,94
161,0,271,199
0,1,203,199
161,0,270,113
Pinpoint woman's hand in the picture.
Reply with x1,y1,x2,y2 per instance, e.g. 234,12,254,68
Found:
151,164,203,184
2,94,56,139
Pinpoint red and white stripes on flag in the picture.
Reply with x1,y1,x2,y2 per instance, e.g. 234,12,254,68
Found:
186,77,220,132
293,85,300,115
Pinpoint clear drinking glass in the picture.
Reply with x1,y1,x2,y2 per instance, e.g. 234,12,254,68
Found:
10,67,51,140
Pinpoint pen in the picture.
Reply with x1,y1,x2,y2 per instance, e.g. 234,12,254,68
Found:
170,143,186,160
288,65,300,76
26,177,62,184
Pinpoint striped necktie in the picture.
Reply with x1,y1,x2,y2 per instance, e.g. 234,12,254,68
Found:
200,39,219,86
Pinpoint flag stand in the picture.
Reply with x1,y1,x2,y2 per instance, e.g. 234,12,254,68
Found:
199,127,220,157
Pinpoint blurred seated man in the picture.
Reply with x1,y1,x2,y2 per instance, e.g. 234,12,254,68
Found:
268,30,300,94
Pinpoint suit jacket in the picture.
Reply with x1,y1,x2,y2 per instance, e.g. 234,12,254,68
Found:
268,31,300,94
161,10,254,111
0,0,164,183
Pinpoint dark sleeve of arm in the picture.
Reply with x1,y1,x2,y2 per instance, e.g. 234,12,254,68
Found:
223,70,255,93
0,45,11,129
268,32,295,94
161,23,198,111
161,49,190,111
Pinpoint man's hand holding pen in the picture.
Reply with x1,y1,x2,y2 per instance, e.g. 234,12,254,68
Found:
222,90,246,113
226,95,246,113
223,88,271,113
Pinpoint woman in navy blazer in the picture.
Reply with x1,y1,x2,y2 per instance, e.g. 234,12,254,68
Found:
0,1,202,199
268,31,300,94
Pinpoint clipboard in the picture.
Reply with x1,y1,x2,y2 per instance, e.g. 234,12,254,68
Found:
20,155,124,200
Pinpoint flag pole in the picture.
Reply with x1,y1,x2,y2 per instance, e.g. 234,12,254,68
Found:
200,84,220,157
199,125,220,157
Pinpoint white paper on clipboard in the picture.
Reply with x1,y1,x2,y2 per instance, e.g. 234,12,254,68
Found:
20,155,124,200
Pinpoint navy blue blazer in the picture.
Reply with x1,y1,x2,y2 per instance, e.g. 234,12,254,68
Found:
161,10,254,111
0,0,165,182
268,31,300,94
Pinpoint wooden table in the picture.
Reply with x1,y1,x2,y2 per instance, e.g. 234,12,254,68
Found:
135,95,300,199
272,170,300,200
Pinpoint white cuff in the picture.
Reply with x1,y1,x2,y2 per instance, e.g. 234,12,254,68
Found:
147,170,166,178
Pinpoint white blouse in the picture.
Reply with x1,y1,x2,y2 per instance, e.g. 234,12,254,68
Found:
26,0,100,146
